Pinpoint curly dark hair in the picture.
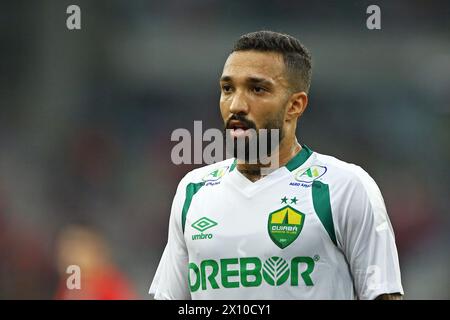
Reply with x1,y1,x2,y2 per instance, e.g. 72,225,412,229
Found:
232,30,312,93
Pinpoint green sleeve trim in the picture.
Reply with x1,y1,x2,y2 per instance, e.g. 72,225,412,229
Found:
312,181,337,246
182,182,205,233
285,144,313,172
229,159,237,172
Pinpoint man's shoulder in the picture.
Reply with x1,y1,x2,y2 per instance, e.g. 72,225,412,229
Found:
310,150,375,188
178,158,236,186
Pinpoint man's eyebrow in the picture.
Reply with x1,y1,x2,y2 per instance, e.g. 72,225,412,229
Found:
246,77,274,86
220,76,274,86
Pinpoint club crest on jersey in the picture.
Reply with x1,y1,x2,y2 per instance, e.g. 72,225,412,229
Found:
268,206,305,249
294,165,327,183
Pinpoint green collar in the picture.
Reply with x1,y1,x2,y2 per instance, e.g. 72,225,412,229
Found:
285,144,313,172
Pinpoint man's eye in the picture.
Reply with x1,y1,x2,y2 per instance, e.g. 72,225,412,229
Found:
253,86,266,93
222,85,232,92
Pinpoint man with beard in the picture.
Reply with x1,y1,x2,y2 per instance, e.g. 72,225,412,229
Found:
150,31,403,300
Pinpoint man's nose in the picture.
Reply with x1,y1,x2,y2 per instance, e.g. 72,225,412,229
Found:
229,91,249,115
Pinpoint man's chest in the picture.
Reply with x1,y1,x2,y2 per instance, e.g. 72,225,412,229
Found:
183,182,333,260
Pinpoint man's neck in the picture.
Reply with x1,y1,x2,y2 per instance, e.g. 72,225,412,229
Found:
237,139,302,182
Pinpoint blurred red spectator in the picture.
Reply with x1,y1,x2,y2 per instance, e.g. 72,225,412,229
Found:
54,225,136,300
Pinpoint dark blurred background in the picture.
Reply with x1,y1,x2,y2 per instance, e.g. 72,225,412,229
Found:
0,0,449,299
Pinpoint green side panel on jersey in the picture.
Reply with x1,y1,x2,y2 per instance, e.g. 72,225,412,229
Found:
182,182,205,233
229,159,237,172
311,181,337,246
286,145,313,172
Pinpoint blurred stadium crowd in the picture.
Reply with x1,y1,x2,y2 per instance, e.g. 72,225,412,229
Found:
0,0,449,299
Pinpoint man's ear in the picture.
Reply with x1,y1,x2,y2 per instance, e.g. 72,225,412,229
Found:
286,92,308,121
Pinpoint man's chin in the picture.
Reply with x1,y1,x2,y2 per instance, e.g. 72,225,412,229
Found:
230,144,273,164
223,128,282,162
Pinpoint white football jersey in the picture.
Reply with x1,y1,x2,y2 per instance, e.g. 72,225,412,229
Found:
149,145,404,300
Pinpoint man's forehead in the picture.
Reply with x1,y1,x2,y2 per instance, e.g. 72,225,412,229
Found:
221,50,286,81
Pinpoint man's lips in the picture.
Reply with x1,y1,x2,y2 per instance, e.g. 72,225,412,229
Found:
227,120,254,138
228,120,249,130
229,128,251,138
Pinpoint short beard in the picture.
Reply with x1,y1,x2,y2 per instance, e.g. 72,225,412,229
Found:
224,114,284,163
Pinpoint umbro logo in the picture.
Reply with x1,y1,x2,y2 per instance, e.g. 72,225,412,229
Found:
192,217,217,232
191,217,217,240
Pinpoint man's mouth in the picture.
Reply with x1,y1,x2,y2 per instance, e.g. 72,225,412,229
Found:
228,120,253,138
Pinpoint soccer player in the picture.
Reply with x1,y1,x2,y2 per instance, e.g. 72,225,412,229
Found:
149,31,404,300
